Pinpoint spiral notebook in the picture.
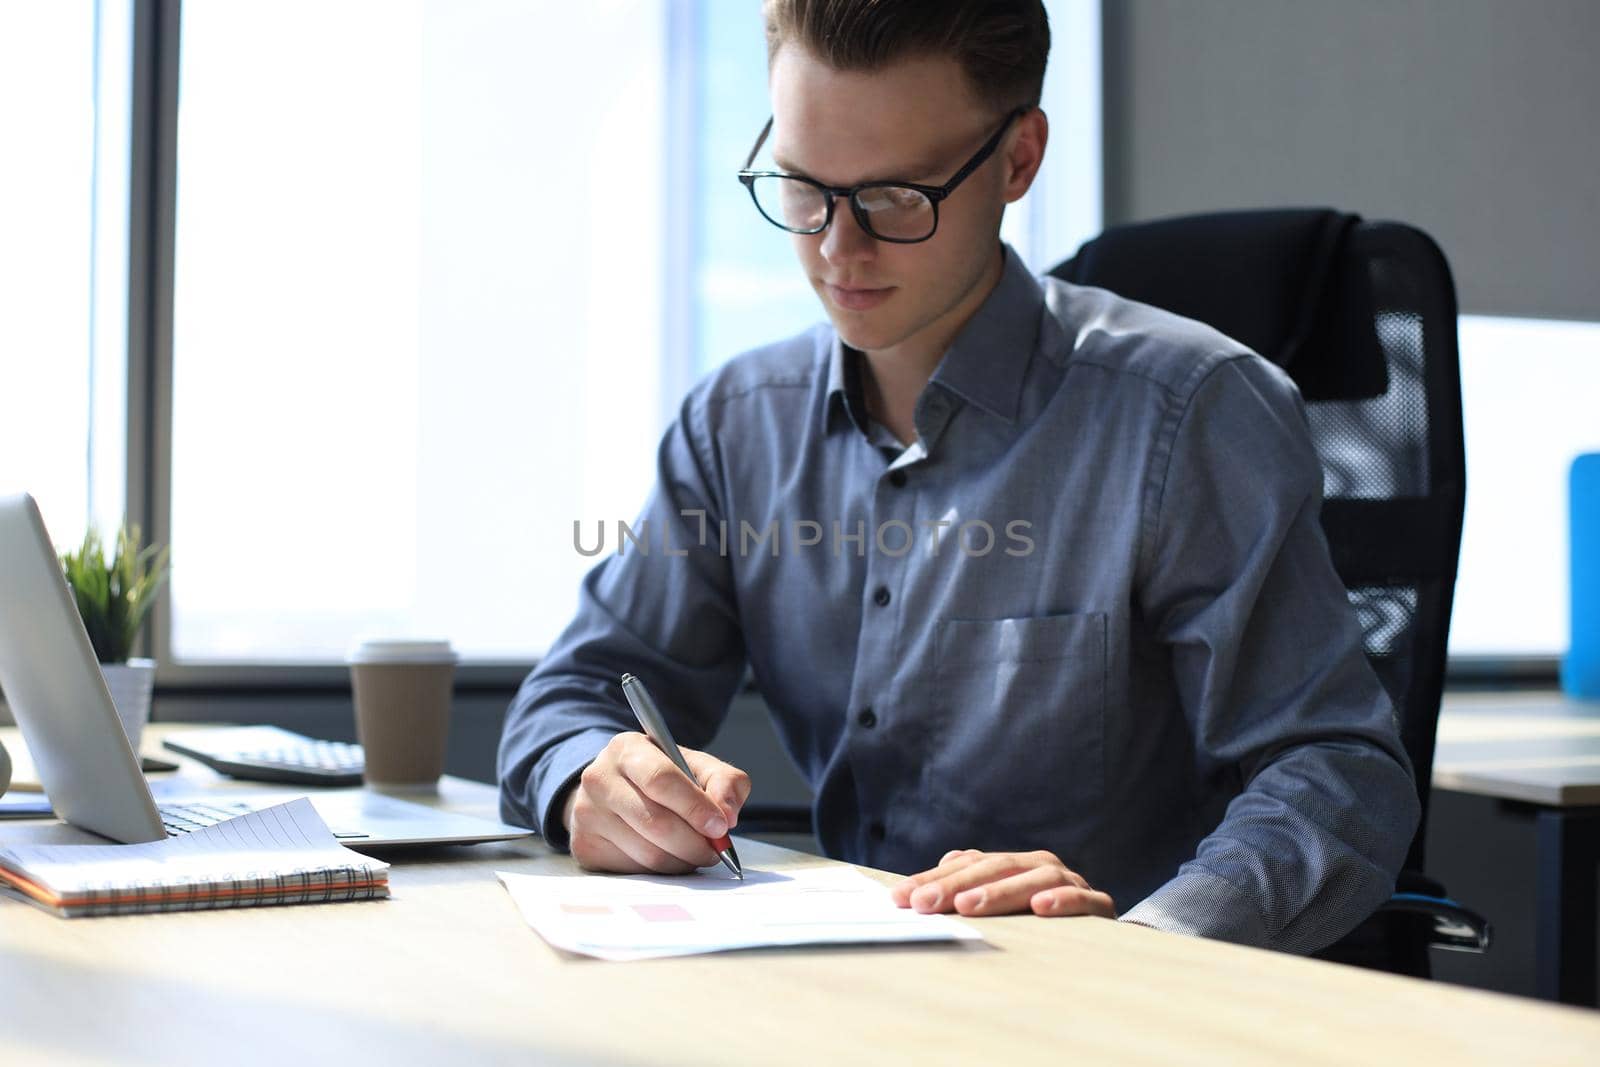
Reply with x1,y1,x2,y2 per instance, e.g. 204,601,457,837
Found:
0,797,390,917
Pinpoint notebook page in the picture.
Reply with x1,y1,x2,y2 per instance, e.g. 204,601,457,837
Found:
0,798,387,893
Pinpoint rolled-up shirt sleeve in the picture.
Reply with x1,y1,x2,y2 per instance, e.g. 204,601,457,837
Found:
1118,354,1420,953
496,392,747,847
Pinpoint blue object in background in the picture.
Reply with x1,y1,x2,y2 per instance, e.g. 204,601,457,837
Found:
1563,452,1600,698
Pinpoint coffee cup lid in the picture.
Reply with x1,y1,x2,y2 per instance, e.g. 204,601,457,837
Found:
347,639,458,665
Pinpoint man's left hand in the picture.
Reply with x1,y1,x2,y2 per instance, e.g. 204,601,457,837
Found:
889,849,1116,918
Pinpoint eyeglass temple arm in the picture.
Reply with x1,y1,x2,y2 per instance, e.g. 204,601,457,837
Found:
743,117,775,170
937,107,1028,194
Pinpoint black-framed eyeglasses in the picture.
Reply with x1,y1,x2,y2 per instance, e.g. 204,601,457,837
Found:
737,107,1026,244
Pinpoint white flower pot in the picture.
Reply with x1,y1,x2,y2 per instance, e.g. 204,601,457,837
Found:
101,658,156,754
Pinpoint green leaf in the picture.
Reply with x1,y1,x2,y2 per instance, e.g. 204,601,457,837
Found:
58,520,170,664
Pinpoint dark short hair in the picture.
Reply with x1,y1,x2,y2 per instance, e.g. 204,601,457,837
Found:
763,0,1050,115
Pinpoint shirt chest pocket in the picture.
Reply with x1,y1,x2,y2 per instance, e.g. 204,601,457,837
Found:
925,612,1107,832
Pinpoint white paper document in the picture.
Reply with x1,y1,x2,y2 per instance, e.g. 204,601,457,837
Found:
497,865,985,961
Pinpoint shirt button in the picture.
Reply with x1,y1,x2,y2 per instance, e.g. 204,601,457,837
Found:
872,586,891,607
888,470,906,488
857,707,877,729
869,822,887,842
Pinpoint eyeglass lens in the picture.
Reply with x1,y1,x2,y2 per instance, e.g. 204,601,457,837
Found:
751,176,936,241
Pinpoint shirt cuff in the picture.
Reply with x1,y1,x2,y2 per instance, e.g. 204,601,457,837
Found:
1118,867,1270,948
532,728,617,851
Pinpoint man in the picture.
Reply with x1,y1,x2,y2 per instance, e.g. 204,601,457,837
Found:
499,0,1418,952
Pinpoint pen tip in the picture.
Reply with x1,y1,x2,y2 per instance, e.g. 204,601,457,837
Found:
718,849,743,881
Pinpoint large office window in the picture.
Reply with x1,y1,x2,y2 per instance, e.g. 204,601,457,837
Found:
167,0,1103,667
0,2,130,547
169,2,669,663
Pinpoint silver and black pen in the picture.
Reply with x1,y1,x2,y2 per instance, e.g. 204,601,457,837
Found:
619,672,743,880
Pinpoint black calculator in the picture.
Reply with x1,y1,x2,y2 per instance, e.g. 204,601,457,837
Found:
164,726,365,786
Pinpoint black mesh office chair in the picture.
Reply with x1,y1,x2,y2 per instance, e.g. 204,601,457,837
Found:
1049,207,1486,975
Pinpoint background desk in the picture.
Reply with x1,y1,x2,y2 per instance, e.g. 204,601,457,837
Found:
2,726,1598,1065
1434,690,1600,1006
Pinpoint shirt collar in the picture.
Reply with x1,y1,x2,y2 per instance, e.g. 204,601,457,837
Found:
926,244,1042,424
821,243,1043,436
824,339,874,437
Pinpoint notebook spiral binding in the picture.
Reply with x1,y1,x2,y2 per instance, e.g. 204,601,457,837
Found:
61,864,390,917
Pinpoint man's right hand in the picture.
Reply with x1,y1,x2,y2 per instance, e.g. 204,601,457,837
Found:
562,731,751,875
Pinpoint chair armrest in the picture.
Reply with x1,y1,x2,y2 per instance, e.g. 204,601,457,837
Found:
1380,892,1493,953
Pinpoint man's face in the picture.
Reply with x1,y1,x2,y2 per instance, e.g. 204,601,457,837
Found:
767,46,1031,357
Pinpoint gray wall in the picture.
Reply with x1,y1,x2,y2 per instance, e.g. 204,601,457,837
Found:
1103,0,1600,321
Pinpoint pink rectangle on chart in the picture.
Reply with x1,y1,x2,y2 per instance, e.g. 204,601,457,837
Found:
632,903,693,922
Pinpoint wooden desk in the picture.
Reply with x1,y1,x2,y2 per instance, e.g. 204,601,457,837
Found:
2,726,1599,1065
1435,690,1600,1007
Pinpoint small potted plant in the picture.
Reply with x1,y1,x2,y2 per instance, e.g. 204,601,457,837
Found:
59,524,170,752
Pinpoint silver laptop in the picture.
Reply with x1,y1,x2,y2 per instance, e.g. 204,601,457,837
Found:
0,491,532,848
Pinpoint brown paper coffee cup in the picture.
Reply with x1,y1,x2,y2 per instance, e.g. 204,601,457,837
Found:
348,639,457,787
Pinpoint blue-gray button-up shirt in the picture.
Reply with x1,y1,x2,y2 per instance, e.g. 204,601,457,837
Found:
498,246,1419,953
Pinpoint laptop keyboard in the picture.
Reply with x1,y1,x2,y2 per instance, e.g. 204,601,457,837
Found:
159,801,256,835
159,801,368,839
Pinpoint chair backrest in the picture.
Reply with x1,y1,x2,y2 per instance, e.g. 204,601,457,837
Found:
1050,209,1466,874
